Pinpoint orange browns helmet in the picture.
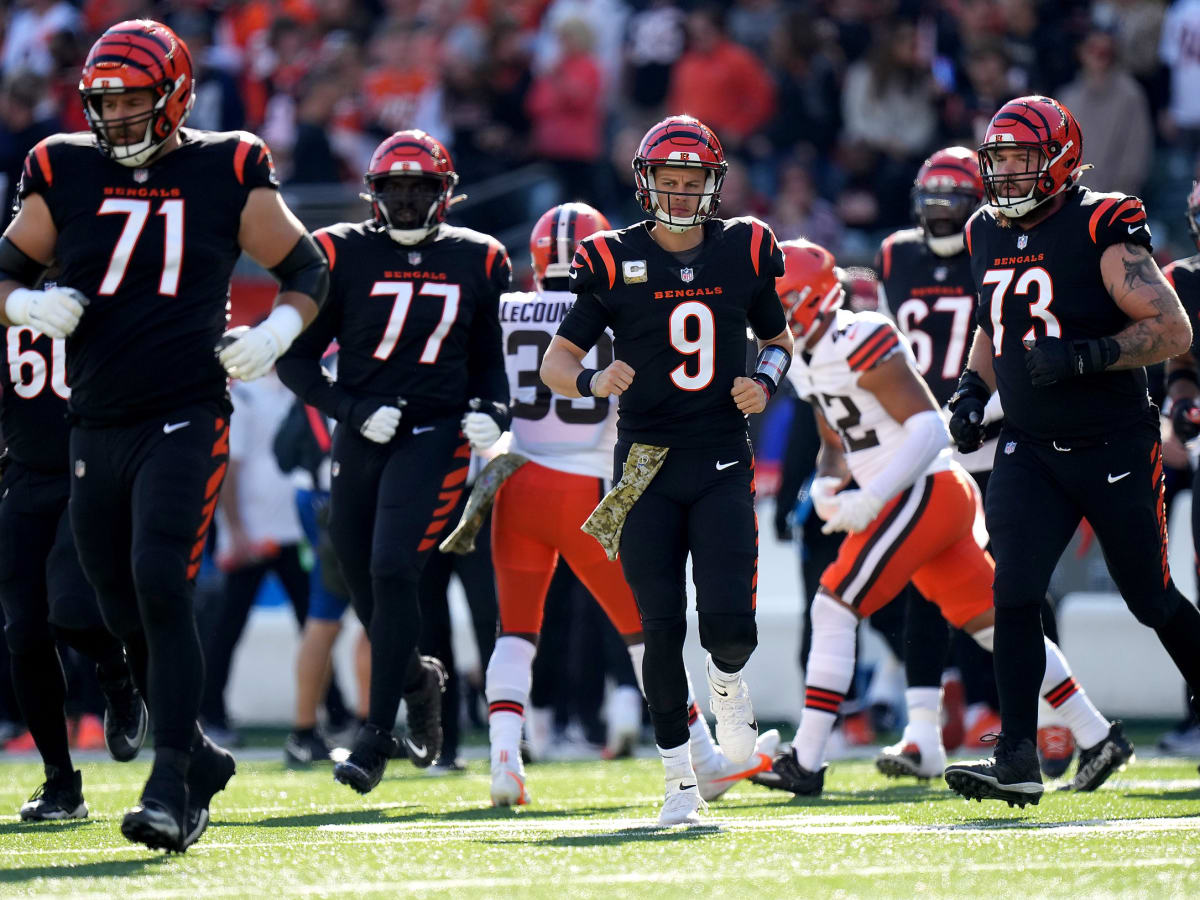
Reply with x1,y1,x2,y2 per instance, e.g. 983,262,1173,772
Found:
978,95,1085,219
913,147,984,257
632,115,728,233
530,202,611,288
79,19,195,168
777,239,844,350
1187,181,1200,249
363,130,459,245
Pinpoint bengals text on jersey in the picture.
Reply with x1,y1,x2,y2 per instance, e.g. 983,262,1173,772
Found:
556,217,786,449
967,185,1154,441
17,129,278,424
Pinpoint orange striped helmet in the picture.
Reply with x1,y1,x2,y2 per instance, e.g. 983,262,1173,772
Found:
79,19,194,167
978,95,1084,219
530,202,611,288
777,239,844,350
632,115,727,233
363,130,459,245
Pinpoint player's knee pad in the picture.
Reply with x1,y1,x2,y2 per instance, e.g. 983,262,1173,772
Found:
485,635,536,704
130,547,189,621
1128,584,1184,629
697,612,757,669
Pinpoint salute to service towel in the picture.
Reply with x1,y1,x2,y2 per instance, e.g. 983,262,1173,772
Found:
582,443,669,561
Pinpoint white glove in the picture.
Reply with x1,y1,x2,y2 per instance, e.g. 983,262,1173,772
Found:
820,488,886,535
5,286,86,339
218,306,303,381
461,411,501,450
809,476,845,523
360,406,402,443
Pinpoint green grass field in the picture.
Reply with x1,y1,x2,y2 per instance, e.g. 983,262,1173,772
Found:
2,749,1199,899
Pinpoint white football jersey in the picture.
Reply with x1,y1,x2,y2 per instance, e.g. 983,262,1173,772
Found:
787,308,951,490
500,290,617,480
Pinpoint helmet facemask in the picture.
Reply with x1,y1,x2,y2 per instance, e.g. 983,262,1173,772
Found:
636,162,725,233
784,283,844,351
914,190,978,256
365,172,456,245
979,141,1076,219
82,79,192,168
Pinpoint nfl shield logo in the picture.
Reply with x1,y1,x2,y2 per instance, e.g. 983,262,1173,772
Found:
1004,441,1017,455
680,267,694,283
408,252,422,265
1016,234,1028,250
133,169,149,183
933,266,948,282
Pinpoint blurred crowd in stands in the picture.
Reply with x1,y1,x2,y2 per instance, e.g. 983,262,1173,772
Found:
2,0,1199,270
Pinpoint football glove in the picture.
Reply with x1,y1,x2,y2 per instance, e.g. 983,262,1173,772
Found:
5,286,86,339
360,405,402,443
819,488,885,534
1024,335,1119,387
1171,397,1200,442
809,476,845,524
948,370,991,454
461,398,509,451
217,306,304,381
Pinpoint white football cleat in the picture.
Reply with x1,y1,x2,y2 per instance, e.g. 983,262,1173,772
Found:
658,775,704,826
706,655,758,763
697,728,780,801
875,731,947,781
490,748,529,807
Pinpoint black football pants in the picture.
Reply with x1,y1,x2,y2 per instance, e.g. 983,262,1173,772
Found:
0,463,128,772
615,437,758,751
328,417,470,733
70,403,230,755
986,414,1200,741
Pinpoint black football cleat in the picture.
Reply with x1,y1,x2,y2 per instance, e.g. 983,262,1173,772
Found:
100,674,148,763
1061,720,1135,792
402,656,447,769
284,729,334,767
182,733,237,850
19,767,88,821
333,723,399,794
750,749,825,796
122,770,187,852
944,734,1043,808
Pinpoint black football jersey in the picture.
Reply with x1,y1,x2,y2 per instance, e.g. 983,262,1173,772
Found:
1165,253,1200,361
877,227,977,407
558,217,787,448
966,186,1153,441
17,128,279,424
277,221,510,425
0,326,69,472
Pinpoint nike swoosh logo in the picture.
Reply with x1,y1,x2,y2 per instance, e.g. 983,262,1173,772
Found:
712,685,728,697
405,738,429,759
163,421,190,434
1107,472,1130,483
715,460,738,471
412,425,435,435
1127,225,1143,234
678,783,695,792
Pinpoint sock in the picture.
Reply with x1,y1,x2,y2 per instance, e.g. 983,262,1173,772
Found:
707,656,742,687
486,636,536,761
903,686,942,749
793,593,857,771
686,675,719,771
1040,638,1109,748
626,642,646,696
658,740,694,783
991,605,1044,744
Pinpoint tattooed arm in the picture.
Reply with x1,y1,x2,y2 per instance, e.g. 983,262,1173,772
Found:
1099,242,1192,369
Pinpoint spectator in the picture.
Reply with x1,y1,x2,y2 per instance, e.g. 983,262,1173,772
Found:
624,0,686,114
173,13,247,133
666,5,776,152
362,20,447,139
1,0,80,77
287,72,346,184
1059,28,1153,196
526,16,606,206
0,71,60,231
768,160,844,256
943,40,1015,146
727,0,785,60
1160,0,1200,162
762,10,842,164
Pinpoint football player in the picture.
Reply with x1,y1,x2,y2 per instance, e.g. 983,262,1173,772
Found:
755,239,1126,800
541,115,793,825
945,96,1200,806
0,326,147,821
482,202,778,807
276,129,510,796
0,20,327,850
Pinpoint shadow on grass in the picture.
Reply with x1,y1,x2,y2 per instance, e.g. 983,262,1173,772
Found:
492,823,726,848
723,785,961,811
1121,789,1200,802
0,820,95,837
0,856,170,883
217,802,637,829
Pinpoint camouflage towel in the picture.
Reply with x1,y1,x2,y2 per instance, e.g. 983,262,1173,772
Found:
582,443,670,561
439,452,530,555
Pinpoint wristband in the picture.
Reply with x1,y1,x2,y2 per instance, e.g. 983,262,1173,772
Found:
577,368,599,397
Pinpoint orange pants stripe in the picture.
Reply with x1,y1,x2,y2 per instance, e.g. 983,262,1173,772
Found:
491,461,642,637
820,467,993,628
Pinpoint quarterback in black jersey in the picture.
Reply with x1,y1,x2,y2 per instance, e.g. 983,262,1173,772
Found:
944,96,1196,806
0,327,147,822
276,129,510,795
0,21,327,851
541,115,792,825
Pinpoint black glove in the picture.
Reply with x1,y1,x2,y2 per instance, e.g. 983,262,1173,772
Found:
1172,397,1200,442
1025,336,1120,387
948,370,991,453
